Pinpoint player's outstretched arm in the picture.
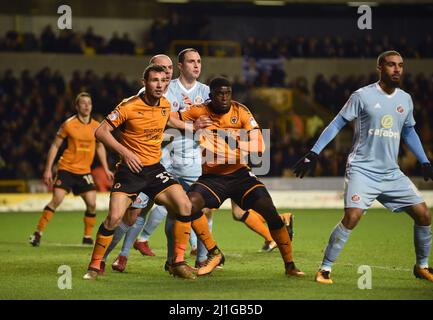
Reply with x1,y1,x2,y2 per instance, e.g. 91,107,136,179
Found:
43,135,64,185
292,114,348,178
402,126,433,181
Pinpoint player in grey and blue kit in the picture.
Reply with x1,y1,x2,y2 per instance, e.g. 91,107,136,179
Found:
293,51,433,284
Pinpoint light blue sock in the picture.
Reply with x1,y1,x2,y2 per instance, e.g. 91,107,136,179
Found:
120,216,146,257
321,222,352,271
196,216,213,263
165,216,175,263
139,205,167,241
190,229,198,249
414,224,432,268
103,221,129,261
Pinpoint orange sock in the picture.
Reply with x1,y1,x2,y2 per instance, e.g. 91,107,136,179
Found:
191,212,217,251
241,210,273,242
83,212,96,237
36,206,55,233
270,226,293,263
88,224,114,271
173,219,191,263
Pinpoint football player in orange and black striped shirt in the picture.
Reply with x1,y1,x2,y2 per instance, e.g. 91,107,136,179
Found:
83,64,220,280
29,92,114,247
173,77,305,277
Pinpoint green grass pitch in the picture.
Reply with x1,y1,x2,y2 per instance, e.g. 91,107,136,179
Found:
1,209,432,300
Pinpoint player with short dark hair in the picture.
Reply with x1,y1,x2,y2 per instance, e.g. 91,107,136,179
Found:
172,77,304,277
29,92,114,247
293,50,433,284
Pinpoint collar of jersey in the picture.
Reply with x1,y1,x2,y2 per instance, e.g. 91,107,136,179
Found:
175,78,198,94
375,82,398,99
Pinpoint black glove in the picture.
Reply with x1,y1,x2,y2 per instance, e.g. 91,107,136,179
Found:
422,162,433,182
292,151,318,178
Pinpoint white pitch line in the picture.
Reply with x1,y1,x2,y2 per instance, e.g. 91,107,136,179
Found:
318,261,411,272
11,241,415,271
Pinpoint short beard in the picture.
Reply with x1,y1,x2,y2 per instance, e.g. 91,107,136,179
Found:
383,75,400,89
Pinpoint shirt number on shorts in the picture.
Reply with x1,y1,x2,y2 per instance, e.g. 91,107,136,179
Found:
83,174,94,185
156,171,172,183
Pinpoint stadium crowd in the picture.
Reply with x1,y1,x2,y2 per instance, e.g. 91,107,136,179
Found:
1,21,433,59
0,67,431,180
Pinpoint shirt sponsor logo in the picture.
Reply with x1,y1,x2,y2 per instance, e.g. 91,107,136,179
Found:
368,128,400,139
368,114,399,139
380,115,393,129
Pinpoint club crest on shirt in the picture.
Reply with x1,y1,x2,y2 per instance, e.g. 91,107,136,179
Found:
230,116,238,124
108,110,120,121
172,101,179,110
161,108,167,116
396,105,405,114
194,96,204,104
351,194,361,202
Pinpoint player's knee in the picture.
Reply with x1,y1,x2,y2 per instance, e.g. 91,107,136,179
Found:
86,202,96,213
250,197,282,229
417,209,431,226
342,211,362,229
105,216,121,230
176,197,192,217
106,211,125,229
188,192,205,215
49,199,62,209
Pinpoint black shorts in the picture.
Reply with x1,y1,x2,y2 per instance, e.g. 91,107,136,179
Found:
111,162,178,201
188,167,271,210
54,170,96,195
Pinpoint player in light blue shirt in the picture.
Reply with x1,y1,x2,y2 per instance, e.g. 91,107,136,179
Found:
293,51,433,284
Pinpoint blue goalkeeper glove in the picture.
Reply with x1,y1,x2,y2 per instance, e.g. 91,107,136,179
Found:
422,163,433,182
293,151,318,178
